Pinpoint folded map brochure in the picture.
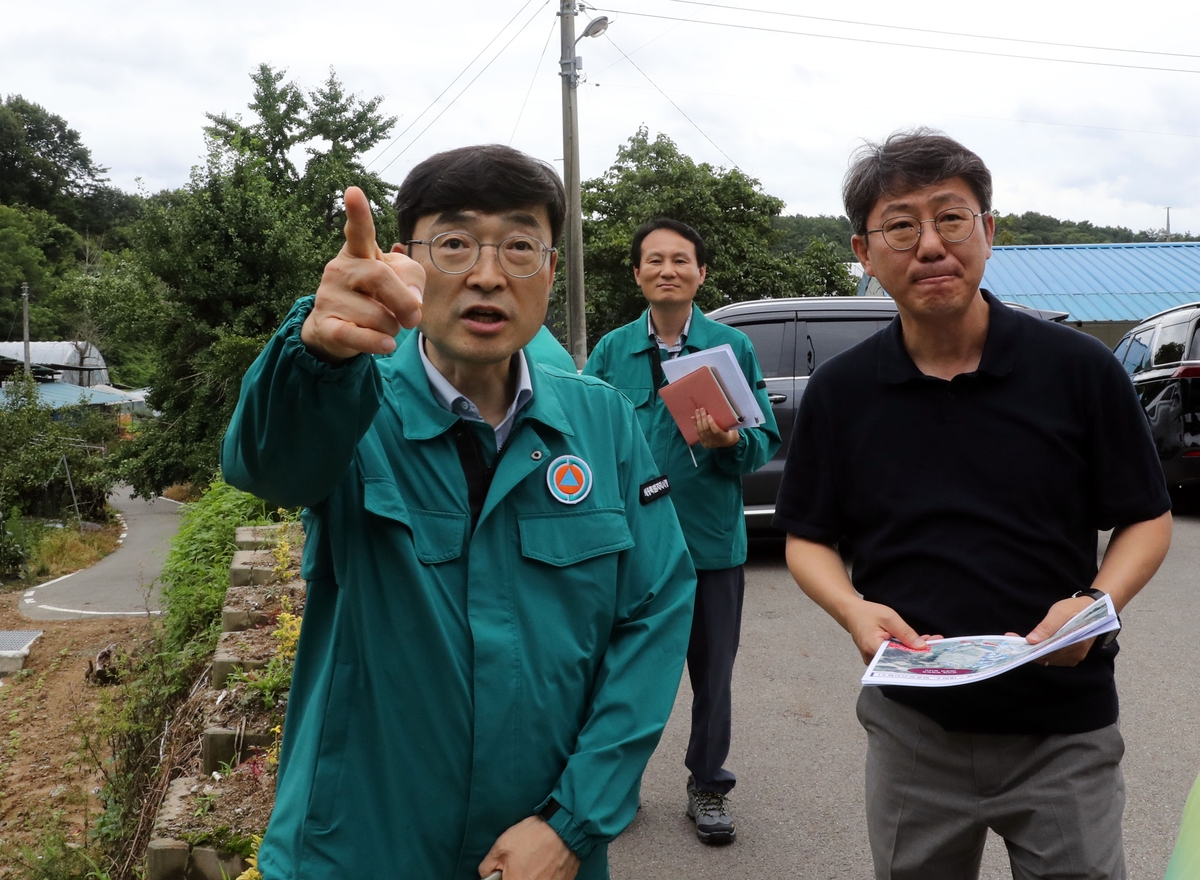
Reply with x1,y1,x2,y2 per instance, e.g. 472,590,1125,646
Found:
659,366,742,446
862,594,1120,688
660,344,766,429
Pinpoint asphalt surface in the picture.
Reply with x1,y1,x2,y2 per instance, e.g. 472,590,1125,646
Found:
19,488,181,621
610,518,1200,880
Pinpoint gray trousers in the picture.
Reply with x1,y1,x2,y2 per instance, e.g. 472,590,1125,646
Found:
684,565,745,795
857,687,1126,880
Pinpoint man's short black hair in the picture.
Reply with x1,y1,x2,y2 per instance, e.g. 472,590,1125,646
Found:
630,218,708,268
395,144,567,246
842,128,993,236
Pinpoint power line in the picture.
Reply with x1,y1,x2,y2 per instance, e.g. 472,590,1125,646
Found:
592,7,1200,75
592,2,718,76
663,0,1200,61
378,0,553,174
510,17,559,145
602,31,741,169
366,0,543,172
594,80,1200,141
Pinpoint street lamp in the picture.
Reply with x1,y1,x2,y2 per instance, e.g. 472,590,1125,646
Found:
560,4,609,368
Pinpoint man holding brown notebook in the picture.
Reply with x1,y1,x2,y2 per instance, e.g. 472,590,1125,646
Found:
584,218,779,844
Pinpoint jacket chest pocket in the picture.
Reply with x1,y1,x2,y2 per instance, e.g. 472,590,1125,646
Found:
614,385,655,410
517,508,633,566
363,478,466,564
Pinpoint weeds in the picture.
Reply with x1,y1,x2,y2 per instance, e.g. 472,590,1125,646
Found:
230,599,301,712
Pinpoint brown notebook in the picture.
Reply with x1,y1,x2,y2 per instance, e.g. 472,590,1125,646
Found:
658,365,743,445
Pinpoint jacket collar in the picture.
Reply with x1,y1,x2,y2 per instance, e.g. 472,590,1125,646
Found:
386,331,573,440
878,289,1019,385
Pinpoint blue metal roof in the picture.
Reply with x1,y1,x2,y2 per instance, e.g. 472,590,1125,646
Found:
982,242,1200,322
0,381,134,409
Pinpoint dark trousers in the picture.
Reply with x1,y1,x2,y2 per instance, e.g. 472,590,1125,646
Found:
685,565,745,795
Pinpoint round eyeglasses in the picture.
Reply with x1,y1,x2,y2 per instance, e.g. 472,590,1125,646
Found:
866,208,985,251
407,231,556,278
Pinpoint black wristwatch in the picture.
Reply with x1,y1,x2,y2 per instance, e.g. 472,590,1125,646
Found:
1071,588,1121,647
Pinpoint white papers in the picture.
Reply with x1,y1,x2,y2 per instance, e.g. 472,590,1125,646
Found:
660,344,766,428
862,595,1120,688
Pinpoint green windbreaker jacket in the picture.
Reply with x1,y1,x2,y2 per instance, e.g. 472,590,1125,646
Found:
221,298,696,879
584,305,781,569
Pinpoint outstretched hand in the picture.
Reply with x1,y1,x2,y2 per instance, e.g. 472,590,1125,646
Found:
300,186,424,362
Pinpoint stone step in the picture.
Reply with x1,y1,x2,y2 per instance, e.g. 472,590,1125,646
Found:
211,630,271,690
229,550,275,587
234,523,288,550
201,726,277,776
147,777,251,880
222,582,307,634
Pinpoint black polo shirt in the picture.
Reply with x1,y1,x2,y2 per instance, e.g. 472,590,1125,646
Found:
774,291,1170,735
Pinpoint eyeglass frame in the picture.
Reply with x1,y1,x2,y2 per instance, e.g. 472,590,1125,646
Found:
864,209,987,252
407,230,557,279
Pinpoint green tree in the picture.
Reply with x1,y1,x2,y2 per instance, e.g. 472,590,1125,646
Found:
0,203,84,341
115,64,398,497
0,373,116,520
0,95,127,234
579,128,853,345
796,237,859,297
205,64,397,235
773,214,856,262
112,141,325,497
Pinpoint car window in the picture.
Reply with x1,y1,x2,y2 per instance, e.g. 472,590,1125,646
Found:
1112,336,1132,364
1119,329,1154,376
1189,323,1200,360
1153,321,1189,366
734,319,793,379
802,319,890,375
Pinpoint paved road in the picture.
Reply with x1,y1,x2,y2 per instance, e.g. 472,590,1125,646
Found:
19,489,182,621
611,516,1200,880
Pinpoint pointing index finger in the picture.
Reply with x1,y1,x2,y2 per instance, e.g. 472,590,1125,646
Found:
342,185,382,260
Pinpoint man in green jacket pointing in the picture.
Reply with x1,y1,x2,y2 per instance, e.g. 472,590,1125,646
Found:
584,219,779,844
222,146,696,880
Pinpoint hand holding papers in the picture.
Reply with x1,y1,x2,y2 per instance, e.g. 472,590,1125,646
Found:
657,344,765,446
862,594,1120,688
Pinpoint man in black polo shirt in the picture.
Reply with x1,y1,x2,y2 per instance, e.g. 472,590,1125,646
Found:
775,129,1172,880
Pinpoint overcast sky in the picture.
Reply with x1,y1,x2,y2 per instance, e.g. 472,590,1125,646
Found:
5,0,1200,235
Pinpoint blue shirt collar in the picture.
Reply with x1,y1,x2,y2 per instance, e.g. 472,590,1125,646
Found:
418,333,534,448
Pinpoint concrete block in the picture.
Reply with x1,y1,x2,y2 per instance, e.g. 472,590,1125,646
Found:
229,550,275,587
211,651,268,690
201,727,277,775
189,845,248,880
0,651,29,674
234,523,287,551
221,606,272,633
146,838,190,880
152,776,198,837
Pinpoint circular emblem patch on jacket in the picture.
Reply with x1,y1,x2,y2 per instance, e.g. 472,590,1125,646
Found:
547,455,593,505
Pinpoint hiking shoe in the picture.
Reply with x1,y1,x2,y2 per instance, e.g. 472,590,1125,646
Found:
686,775,736,844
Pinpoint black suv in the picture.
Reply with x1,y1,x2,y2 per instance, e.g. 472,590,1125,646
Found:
1113,302,1200,495
708,296,1069,528
707,297,900,528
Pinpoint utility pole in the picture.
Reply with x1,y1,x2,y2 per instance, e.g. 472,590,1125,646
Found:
558,4,608,368
21,282,31,376
1166,206,1172,242
559,0,587,368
